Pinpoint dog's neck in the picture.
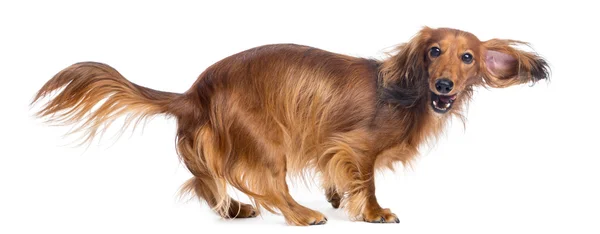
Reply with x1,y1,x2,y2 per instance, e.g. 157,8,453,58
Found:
372,62,458,158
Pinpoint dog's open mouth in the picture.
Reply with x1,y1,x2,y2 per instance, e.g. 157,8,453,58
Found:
430,92,457,113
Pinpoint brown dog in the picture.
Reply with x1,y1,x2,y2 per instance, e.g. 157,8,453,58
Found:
33,27,549,225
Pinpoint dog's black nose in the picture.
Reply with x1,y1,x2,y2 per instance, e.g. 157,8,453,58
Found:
435,78,454,94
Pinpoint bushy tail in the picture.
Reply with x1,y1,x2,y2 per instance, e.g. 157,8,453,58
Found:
32,62,181,143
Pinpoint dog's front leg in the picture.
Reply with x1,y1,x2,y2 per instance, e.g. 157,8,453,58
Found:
323,149,399,223
358,178,399,223
340,165,399,223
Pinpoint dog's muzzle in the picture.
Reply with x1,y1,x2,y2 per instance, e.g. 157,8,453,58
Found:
430,91,457,113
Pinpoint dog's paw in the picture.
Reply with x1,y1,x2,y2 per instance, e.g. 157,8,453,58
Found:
286,208,328,226
227,203,259,218
326,188,342,209
362,208,399,224
307,211,328,226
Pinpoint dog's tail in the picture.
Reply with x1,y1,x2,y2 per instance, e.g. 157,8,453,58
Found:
32,62,182,143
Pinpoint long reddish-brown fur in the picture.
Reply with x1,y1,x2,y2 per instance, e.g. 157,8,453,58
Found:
32,27,549,225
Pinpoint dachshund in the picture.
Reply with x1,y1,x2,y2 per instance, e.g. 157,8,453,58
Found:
32,27,549,225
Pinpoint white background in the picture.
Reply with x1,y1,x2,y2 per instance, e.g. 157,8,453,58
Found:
1,1,598,233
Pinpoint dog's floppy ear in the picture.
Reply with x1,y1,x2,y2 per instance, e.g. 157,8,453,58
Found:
480,39,550,88
381,27,433,86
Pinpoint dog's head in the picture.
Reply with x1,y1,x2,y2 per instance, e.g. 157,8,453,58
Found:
384,27,549,114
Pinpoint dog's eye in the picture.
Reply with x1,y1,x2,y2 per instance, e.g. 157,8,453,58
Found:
461,53,473,64
430,47,441,58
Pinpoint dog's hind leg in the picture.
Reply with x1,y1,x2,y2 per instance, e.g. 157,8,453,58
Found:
181,175,258,218
177,136,257,219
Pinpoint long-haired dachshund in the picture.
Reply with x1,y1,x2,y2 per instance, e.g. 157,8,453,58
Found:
33,27,549,225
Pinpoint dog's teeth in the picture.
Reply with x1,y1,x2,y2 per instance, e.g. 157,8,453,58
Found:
433,100,437,106
445,102,451,108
